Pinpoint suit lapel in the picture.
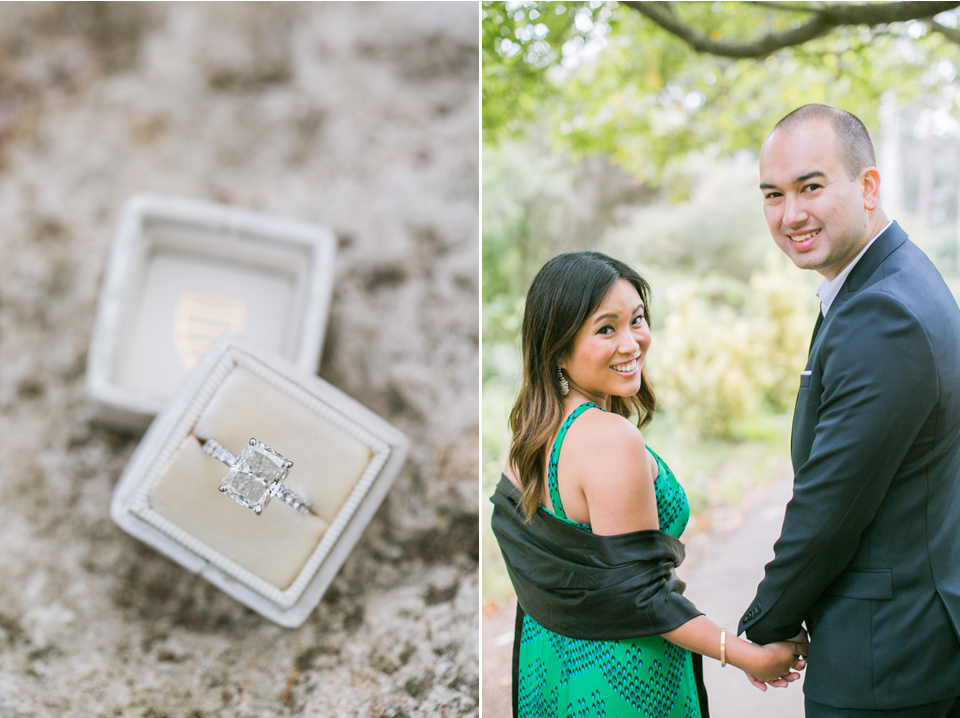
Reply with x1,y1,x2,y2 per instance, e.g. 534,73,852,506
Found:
832,222,907,312
806,224,905,361
809,309,824,354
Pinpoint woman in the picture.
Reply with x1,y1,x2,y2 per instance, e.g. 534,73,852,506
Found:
491,251,806,716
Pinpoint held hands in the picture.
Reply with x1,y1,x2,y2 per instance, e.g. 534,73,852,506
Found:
745,630,809,691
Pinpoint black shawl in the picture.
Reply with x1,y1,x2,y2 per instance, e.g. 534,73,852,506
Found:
490,475,709,715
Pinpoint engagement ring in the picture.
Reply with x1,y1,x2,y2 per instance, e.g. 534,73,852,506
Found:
201,437,312,516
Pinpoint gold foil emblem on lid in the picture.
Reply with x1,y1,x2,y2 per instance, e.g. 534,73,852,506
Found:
173,290,248,369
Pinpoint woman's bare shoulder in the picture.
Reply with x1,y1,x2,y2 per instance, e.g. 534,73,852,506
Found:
561,408,647,478
502,461,521,490
563,408,658,533
564,407,645,448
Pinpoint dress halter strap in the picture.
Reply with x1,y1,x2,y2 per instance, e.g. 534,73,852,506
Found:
547,402,601,520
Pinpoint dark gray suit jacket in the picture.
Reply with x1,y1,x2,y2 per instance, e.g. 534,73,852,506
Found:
739,223,960,708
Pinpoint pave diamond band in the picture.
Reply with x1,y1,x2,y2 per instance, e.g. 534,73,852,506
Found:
201,438,312,516
202,439,237,466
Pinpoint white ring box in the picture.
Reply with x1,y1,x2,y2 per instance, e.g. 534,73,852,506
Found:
86,193,336,431
110,334,409,627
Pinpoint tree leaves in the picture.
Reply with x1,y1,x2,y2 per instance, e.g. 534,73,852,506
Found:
483,1,960,180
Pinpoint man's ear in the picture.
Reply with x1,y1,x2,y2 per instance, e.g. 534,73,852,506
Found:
861,166,881,211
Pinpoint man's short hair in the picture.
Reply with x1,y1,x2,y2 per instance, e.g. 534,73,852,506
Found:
773,104,876,180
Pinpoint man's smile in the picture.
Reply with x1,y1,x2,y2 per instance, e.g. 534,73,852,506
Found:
790,229,821,243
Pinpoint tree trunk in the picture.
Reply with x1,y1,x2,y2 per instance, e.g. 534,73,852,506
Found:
879,90,904,218
917,117,935,225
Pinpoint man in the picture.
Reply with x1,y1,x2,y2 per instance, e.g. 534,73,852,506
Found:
739,104,960,716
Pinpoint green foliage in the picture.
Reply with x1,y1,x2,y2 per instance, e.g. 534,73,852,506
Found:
483,138,657,342
481,335,521,601
483,1,960,181
482,2,617,144
647,256,818,439
482,141,575,310
602,154,772,279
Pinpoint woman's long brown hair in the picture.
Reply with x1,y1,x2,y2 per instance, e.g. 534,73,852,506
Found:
508,251,656,521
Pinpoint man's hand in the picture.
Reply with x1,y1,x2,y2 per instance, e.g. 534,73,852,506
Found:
789,628,810,653
746,629,809,691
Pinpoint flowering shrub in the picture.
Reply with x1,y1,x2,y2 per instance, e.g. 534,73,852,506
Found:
647,255,818,438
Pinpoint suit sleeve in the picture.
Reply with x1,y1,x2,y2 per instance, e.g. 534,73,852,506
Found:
741,290,938,644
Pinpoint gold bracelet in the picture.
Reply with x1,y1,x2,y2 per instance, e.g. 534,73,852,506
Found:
720,627,727,667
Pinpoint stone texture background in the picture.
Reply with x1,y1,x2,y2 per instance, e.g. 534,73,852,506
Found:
0,3,478,716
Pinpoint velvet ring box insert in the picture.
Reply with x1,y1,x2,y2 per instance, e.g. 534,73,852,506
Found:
110,334,409,627
86,193,336,431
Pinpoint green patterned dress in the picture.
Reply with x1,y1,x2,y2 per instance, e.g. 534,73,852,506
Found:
516,402,701,718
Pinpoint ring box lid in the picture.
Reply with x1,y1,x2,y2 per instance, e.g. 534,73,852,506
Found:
86,193,336,431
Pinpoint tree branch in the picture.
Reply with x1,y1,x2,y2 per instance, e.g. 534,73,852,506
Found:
814,1,960,25
747,2,830,14
931,19,960,43
623,1,831,58
624,1,960,59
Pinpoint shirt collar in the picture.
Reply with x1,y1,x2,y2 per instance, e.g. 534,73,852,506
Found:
817,220,893,316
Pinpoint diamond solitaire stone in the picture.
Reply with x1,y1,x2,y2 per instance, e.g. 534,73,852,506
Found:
219,439,292,515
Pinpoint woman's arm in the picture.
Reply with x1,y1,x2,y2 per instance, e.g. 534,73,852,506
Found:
663,615,806,683
567,412,806,682
561,411,659,533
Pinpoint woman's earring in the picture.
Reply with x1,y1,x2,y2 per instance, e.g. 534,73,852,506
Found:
558,365,569,396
